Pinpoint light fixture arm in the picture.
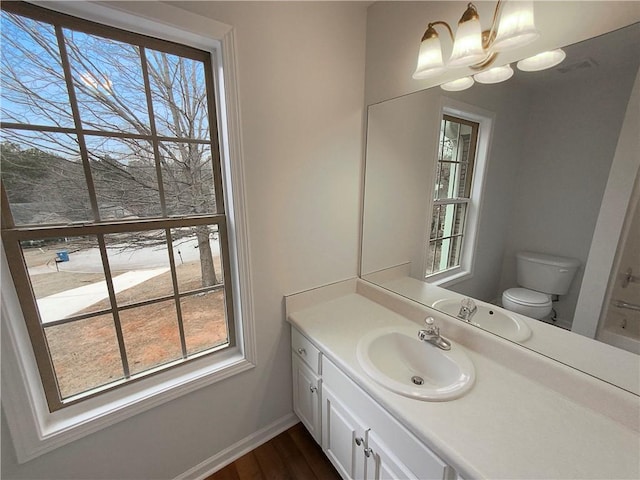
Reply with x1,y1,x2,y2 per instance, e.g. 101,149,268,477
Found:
420,21,454,43
468,0,504,71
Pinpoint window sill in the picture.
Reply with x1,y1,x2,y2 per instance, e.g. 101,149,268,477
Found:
426,268,473,288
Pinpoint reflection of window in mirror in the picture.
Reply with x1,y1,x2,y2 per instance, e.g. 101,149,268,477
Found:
425,103,492,286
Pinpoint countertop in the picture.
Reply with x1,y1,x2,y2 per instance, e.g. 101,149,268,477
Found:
286,280,640,479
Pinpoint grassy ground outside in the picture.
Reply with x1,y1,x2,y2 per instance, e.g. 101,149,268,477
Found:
23,244,228,399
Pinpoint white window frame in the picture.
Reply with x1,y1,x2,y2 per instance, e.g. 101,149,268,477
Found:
424,98,494,287
1,1,256,463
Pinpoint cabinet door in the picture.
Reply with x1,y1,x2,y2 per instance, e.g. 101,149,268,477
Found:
292,355,321,443
365,430,418,480
321,384,366,480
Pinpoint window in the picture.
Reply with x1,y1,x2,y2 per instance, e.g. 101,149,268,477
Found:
426,109,486,283
1,2,238,412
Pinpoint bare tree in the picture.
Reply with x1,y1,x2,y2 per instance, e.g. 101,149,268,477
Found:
1,12,219,286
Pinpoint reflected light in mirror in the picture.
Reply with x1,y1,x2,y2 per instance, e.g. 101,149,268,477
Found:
474,64,514,84
517,49,567,71
440,76,475,91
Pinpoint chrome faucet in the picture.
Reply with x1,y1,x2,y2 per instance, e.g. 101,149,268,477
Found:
457,298,478,322
418,317,451,351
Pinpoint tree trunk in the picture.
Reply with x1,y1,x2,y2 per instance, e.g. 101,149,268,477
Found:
196,226,217,287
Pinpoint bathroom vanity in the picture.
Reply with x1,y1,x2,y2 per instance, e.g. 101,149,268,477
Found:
285,279,640,479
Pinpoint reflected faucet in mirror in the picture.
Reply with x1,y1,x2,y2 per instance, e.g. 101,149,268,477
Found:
457,298,478,322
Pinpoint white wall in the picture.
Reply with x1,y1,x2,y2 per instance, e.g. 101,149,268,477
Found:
498,62,638,327
1,2,367,478
362,90,441,277
574,70,640,338
365,1,640,104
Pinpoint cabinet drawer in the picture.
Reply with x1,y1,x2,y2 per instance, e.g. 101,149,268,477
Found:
291,327,321,374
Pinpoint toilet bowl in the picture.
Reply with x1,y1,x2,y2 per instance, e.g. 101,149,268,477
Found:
502,287,552,319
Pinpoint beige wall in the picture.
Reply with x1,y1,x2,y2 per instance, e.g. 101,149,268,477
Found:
1,2,367,478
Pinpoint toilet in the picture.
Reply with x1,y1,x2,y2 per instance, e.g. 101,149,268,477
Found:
501,251,580,320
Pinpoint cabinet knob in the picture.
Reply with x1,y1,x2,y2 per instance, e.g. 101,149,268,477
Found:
309,385,317,394
297,347,306,355
354,437,364,447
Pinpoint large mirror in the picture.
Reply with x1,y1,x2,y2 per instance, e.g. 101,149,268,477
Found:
361,23,640,394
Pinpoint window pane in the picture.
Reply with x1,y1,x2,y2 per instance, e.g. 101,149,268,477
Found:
160,142,216,216
44,313,125,399
21,236,111,324
439,237,451,272
104,231,174,307
1,130,92,225
1,12,74,127
85,136,162,219
457,162,470,197
429,205,440,241
435,160,459,200
119,301,183,375
172,227,222,292
426,240,442,275
440,120,458,161
449,235,463,268
63,29,151,134
181,290,228,356
146,50,210,140
439,203,467,239
458,124,474,163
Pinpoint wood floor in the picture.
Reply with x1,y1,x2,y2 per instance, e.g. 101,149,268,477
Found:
205,422,341,480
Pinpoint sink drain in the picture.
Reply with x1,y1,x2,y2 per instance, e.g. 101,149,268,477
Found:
411,375,424,385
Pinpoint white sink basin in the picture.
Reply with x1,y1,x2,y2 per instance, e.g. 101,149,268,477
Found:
432,298,532,342
356,326,475,401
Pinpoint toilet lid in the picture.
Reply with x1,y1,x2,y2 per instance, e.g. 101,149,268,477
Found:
504,288,551,307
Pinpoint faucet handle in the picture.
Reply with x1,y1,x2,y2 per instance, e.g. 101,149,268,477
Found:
424,317,438,333
461,297,476,308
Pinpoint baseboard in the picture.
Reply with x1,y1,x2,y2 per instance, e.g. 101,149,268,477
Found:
174,412,300,480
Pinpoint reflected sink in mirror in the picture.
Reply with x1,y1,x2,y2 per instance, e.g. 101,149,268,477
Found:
432,298,532,342
356,326,475,401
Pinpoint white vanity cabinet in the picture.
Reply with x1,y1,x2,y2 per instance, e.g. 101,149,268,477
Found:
321,355,454,480
291,326,455,480
291,327,322,443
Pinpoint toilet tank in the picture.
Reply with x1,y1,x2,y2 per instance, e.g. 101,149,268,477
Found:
516,251,581,295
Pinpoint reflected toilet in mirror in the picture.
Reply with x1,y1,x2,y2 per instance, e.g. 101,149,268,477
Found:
501,251,580,321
